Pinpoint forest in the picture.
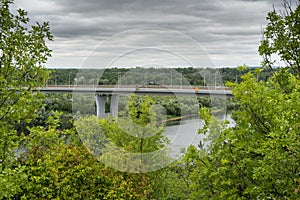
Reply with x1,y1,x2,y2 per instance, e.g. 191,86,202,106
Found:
0,0,299,199
47,66,273,86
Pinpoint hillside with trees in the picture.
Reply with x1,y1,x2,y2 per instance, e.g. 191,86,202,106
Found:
47,66,273,86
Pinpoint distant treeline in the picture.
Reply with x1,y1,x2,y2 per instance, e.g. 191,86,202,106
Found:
47,67,274,86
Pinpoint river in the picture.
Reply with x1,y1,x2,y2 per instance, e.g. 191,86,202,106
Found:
163,115,234,158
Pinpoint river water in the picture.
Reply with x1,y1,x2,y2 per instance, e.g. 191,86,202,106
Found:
163,115,234,158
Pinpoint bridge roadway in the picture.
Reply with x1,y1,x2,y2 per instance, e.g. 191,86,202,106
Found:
35,85,233,97
35,85,232,118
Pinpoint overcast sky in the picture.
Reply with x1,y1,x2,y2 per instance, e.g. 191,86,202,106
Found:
13,0,284,68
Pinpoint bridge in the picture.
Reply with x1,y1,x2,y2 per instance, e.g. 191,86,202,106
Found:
35,85,233,118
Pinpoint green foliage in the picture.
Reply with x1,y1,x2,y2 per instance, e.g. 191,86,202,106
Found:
11,112,151,199
174,2,300,197
259,0,300,77
179,69,300,199
0,165,27,199
1,0,299,199
74,115,107,157
75,95,169,173
14,94,74,134
152,96,201,117
0,0,52,197
20,144,109,199
0,0,52,126
105,95,168,153
73,95,171,198
48,67,274,87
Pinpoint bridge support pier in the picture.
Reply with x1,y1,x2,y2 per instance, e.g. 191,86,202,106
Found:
95,94,106,118
95,94,119,118
110,94,119,118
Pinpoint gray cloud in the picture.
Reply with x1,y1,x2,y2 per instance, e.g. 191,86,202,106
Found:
13,0,284,68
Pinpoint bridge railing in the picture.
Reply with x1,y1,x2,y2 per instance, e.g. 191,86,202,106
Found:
43,85,231,90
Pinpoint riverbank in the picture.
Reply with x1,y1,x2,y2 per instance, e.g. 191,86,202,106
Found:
163,108,228,122
162,114,198,124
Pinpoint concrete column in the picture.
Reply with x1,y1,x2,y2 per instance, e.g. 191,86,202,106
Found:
95,94,106,118
110,94,119,118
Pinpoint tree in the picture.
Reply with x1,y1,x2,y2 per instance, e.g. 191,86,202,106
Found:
178,1,300,199
95,95,169,173
185,72,300,199
259,0,300,77
2,1,169,199
0,0,52,156
0,0,52,197
0,0,52,125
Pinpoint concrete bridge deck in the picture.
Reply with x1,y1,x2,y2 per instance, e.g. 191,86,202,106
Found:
34,85,232,118
35,85,233,97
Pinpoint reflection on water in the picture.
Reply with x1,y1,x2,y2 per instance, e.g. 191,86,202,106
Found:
163,115,234,158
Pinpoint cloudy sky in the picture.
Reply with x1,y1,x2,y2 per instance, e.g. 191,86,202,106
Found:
13,0,284,68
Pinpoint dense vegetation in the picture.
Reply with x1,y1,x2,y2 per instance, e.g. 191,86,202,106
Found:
47,66,273,86
0,0,299,199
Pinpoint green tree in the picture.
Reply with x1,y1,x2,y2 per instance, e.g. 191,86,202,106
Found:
185,72,300,199
178,1,300,199
0,0,52,197
20,138,109,199
259,0,300,77
101,95,169,172
74,95,170,199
